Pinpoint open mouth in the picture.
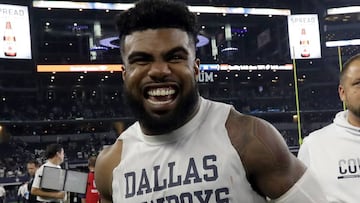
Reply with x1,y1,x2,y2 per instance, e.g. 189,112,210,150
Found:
145,86,178,105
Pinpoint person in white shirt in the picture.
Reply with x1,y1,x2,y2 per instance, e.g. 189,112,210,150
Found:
31,144,66,203
298,53,360,203
0,185,5,203
17,182,29,202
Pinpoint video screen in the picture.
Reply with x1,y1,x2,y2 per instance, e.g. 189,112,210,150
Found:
0,4,32,59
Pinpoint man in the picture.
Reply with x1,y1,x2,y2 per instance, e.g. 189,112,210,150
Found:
27,159,40,203
17,182,29,203
82,156,100,203
31,144,66,203
298,53,360,202
0,184,5,203
95,0,327,202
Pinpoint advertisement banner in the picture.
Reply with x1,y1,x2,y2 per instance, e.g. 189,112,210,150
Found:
287,14,321,59
0,4,32,59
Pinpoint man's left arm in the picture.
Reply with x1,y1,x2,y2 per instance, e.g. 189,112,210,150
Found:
247,119,327,202
227,112,327,202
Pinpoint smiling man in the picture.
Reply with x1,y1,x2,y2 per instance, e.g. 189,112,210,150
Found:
94,0,327,202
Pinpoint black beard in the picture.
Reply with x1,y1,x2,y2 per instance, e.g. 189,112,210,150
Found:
123,85,200,135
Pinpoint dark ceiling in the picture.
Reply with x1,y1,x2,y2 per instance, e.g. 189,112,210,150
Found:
0,0,356,136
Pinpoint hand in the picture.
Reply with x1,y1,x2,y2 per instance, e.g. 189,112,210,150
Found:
56,191,66,200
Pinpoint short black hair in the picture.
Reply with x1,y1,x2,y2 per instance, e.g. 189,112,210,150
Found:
116,0,198,52
340,53,360,84
27,159,40,167
45,143,63,159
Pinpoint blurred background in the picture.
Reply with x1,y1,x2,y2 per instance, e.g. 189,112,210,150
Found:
0,0,359,201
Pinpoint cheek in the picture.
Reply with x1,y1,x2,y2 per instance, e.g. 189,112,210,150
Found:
124,70,140,86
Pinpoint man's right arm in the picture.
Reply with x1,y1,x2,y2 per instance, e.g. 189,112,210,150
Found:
30,187,65,200
95,140,123,203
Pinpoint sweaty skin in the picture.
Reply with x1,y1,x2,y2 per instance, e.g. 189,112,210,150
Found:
95,109,306,202
95,27,306,202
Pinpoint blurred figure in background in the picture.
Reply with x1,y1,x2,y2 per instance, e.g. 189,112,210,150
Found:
0,184,5,203
298,53,360,202
82,156,100,203
17,182,28,203
26,160,40,203
31,143,66,203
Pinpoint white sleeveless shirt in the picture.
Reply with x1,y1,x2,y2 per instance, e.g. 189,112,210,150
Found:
112,98,266,202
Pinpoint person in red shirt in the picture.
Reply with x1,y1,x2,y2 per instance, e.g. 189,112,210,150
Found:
82,156,100,203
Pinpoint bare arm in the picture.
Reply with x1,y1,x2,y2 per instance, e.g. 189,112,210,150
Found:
95,140,123,203
30,187,65,200
226,109,305,198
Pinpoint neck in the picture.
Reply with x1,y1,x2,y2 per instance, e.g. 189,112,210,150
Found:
48,158,59,165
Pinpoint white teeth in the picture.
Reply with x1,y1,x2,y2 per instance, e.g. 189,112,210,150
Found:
148,88,175,96
148,100,172,105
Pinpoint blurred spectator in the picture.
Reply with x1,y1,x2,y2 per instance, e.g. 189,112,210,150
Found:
0,184,5,203
81,156,100,203
31,144,66,203
17,182,28,203
26,160,40,203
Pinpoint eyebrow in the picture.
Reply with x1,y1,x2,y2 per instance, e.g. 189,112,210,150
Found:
127,46,190,63
164,46,190,58
127,52,153,64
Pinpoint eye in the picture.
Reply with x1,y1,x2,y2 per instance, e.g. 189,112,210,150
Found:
168,54,185,63
129,57,151,66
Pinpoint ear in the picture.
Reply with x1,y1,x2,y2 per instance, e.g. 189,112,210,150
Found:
193,58,200,81
122,65,126,81
338,84,345,102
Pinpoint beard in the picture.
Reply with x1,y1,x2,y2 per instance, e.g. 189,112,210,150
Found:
346,103,360,119
123,85,200,135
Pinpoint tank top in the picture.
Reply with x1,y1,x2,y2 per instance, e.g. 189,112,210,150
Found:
112,98,266,202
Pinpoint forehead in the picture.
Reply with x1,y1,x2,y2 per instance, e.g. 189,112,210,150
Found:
123,28,192,53
346,60,360,75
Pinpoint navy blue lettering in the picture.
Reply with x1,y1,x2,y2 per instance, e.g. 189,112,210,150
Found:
148,198,165,203
156,198,165,203
168,162,181,188
137,169,152,195
215,188,229,203
203,155,218,181
194,190,213,203
157,199,165,203
339,159,347,174
166,195,179,203
183,158,202,184
141,188,230,203
125,172,136,198
153,165,167,191
179,192,193,203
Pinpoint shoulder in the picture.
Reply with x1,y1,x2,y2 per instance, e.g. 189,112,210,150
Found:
226,109,307,198
34,164,45,176
225,108,293,174
95,139,123,202
303,123,335,144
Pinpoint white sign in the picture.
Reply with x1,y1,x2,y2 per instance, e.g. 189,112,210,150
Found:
0,4,32,59
287,14,321,59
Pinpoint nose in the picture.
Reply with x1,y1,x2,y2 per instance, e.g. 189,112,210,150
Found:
148,61,171,81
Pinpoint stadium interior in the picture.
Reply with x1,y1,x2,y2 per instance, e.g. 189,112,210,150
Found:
0,0,359,201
